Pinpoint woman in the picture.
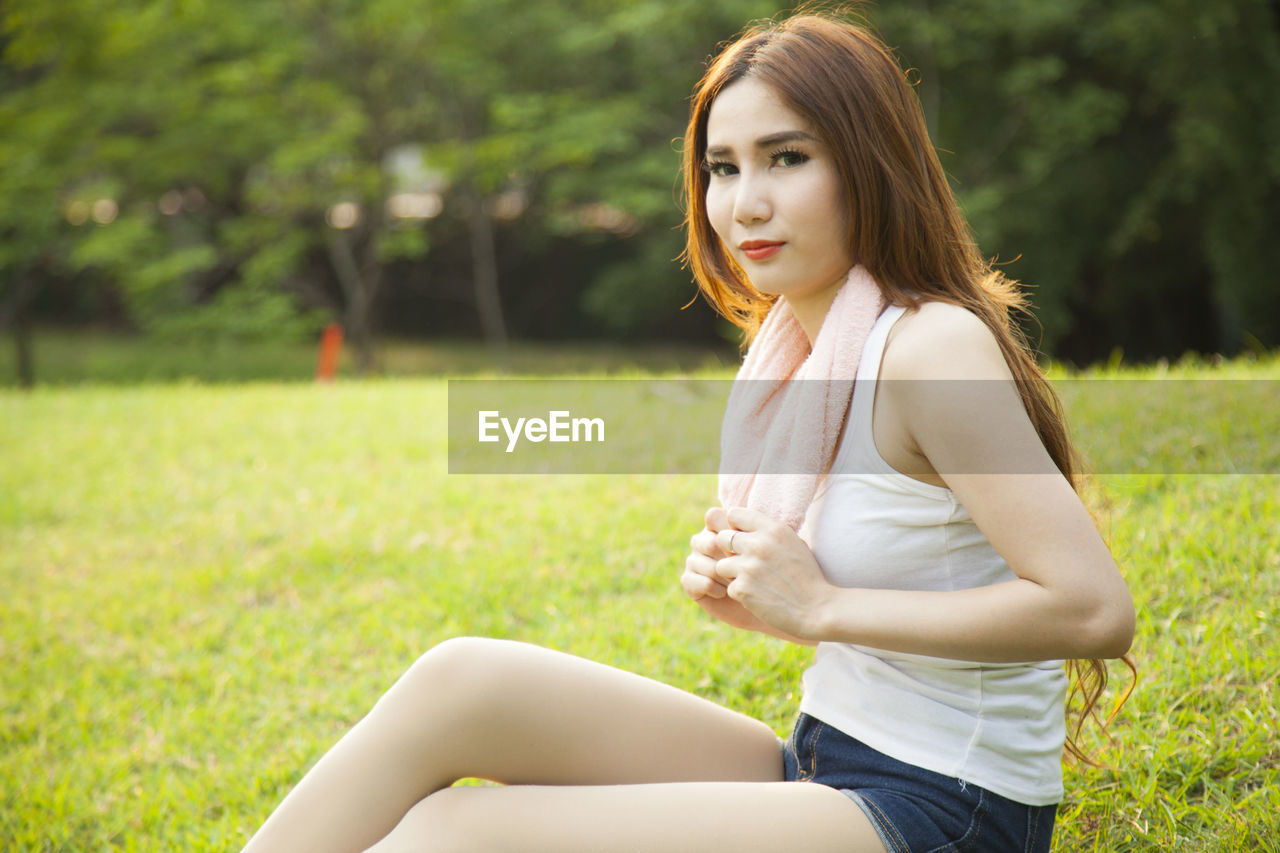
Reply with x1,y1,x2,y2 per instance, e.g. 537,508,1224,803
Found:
242,12,1135,853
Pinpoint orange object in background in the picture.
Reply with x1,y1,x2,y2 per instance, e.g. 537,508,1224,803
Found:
316,322,344,381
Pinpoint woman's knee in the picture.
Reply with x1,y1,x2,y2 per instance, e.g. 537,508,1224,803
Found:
409,635,519,683
394,637,524,716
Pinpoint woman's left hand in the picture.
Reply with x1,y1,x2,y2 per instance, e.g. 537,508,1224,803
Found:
708,506,835,641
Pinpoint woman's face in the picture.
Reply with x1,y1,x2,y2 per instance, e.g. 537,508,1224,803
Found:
704,76,853,307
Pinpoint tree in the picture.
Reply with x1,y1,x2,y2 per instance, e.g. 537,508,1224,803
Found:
0,2,102,386
874,0,1280,361
5,0,1275,367
1,0,785,374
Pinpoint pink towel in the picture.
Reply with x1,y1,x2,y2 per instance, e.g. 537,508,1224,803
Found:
718,265,886,534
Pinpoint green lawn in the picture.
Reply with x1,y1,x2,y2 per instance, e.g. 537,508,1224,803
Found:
2,350,1278,850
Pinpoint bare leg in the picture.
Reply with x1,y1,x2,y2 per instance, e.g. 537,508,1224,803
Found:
367,781,887,853
241,637,812,852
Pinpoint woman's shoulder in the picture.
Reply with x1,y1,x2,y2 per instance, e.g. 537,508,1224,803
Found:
881,300,1013,382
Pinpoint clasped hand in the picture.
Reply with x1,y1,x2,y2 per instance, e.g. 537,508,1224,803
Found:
680,506,833,641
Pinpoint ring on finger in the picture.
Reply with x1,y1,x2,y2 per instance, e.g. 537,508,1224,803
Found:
728,532,739,555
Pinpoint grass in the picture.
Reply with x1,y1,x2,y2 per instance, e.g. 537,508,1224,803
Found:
2,342,1278,851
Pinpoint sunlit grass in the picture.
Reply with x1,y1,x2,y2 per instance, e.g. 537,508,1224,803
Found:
2,352,1277,850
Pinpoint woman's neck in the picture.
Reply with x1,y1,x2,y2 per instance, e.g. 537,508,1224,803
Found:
784,284,843,348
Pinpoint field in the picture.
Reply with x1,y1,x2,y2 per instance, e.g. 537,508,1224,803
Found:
2,339,1278,850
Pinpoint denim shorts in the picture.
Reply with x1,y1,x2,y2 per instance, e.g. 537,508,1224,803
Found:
782,713,1057,853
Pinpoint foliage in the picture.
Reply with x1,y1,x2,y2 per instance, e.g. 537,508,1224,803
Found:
2,1,1278,364
874,0,1280,361
0,0,771,346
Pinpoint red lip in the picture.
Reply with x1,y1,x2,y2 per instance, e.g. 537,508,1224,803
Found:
739,240,785,261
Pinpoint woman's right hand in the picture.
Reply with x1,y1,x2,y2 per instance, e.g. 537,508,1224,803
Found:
682,509,803,639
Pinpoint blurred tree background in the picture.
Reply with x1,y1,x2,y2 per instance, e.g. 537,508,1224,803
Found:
2,0,1277,382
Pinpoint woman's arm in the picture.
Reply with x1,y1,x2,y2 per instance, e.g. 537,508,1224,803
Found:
713,306,1135,663
804,469,1137,661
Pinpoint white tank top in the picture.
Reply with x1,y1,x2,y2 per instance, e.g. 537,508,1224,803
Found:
797,304,1068,806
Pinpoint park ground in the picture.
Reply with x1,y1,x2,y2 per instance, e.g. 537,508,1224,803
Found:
2,337,1278,851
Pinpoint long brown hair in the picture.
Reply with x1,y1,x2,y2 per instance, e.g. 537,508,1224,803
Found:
680,9,1133,762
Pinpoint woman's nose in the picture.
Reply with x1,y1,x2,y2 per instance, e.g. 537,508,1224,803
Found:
732,173,771,225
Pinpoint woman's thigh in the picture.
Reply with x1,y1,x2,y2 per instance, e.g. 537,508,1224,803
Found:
368,780,887,853
390,636,784,787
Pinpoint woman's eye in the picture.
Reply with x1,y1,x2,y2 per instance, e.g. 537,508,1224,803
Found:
704,160,738,177
772,149,809,168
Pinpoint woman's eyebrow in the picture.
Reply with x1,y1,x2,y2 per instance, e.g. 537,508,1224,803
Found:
705,130,819,159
